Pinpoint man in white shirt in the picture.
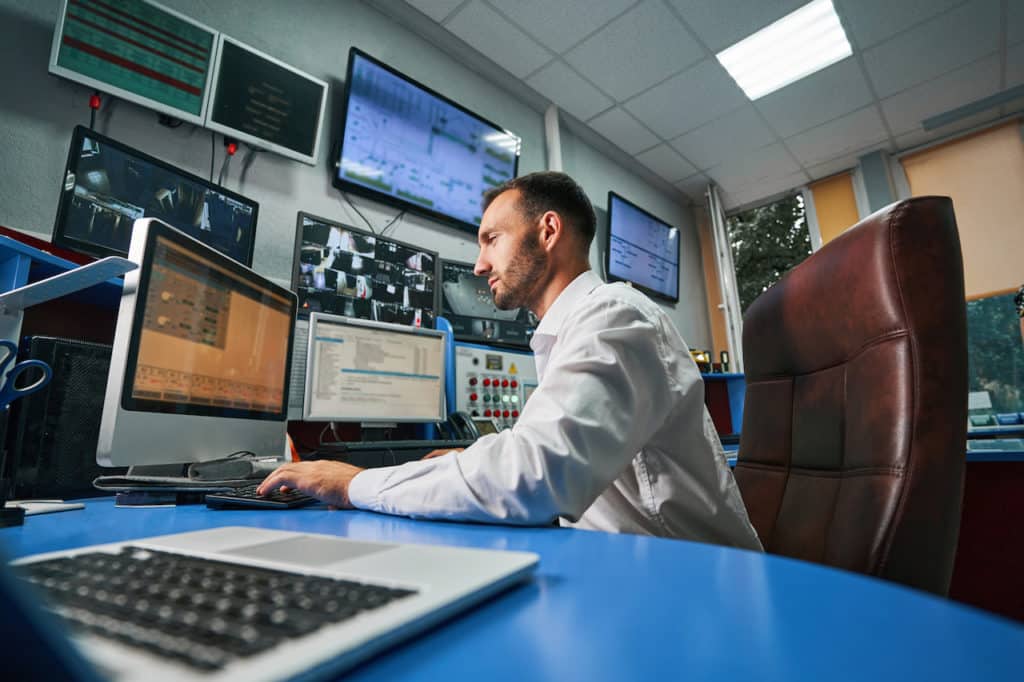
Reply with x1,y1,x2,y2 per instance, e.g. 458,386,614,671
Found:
260,172,762,550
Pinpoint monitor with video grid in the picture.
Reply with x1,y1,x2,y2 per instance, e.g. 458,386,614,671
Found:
97,218,296,467
303,313,446,423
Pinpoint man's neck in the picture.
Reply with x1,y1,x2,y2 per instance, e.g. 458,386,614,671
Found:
531,263,590,320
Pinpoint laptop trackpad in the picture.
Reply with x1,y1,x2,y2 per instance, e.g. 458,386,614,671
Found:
224,535,392,567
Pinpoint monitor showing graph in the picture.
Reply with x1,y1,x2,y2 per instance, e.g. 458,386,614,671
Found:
48,0,217,124
333,48,521,233
605,192,680,303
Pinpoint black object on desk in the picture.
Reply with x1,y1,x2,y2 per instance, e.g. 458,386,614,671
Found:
205,483,317,509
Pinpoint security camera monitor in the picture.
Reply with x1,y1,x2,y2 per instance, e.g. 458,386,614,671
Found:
53,126,258,266
440,259,536,348
291,211,438,328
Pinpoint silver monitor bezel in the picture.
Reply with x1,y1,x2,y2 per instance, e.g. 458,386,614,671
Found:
48,0,218,126
97,218,296,466
303,312,447,423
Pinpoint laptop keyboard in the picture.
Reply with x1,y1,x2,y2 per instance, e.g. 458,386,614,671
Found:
15,547,418,671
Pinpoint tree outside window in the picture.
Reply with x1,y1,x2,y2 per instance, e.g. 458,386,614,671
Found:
726,193,812,313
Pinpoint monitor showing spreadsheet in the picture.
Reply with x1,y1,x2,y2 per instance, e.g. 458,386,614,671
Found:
303,313,446,423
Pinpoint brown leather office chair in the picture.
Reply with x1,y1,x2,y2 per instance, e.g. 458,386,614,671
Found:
734,196,967,595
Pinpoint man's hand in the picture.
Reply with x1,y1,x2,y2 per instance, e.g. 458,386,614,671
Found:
422,447,464,460
257,461,364,509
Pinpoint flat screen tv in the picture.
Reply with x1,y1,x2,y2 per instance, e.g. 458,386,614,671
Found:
605,192,680,303
52,126,259,266
291,211,439,328
205,35,328,166
440,259,536,348
48,0,217,125
333,48,521,234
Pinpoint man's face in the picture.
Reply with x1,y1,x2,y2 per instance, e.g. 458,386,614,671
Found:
474,190,547,311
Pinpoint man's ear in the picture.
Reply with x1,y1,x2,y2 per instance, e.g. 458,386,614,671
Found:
538,210,562,252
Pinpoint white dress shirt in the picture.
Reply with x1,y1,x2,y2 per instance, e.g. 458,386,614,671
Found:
349,270,763,550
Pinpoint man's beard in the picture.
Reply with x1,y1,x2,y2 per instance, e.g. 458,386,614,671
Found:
493,235,546,311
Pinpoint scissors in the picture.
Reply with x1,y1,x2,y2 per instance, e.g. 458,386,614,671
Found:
0,340,52,410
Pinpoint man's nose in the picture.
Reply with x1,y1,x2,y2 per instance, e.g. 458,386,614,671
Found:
474,254,490,277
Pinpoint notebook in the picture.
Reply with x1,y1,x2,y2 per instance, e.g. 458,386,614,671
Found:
4,526,538,681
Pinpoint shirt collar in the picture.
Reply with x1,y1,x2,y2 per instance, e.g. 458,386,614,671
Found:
530,270,603,348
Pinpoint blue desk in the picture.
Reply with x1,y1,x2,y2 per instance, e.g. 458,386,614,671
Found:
3,500,1022,681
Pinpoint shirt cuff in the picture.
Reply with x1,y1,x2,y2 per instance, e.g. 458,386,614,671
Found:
347,466,394,511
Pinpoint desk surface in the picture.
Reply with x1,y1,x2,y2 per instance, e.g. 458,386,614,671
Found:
3,499,1022,681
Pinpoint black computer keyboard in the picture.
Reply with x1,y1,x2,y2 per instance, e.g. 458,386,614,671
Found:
313,438,475,468
205,483,318,509
15,547,417,671
337,438,475,452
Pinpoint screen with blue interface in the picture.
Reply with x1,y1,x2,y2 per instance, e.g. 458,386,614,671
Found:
53,126,258,266
334,48,521,233
606,192,680,302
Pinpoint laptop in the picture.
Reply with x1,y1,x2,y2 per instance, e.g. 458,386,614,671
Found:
5,526,539,681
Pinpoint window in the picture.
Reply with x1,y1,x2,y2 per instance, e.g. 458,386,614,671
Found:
726,193,812,312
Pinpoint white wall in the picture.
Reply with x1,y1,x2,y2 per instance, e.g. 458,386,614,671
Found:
0,0,709,347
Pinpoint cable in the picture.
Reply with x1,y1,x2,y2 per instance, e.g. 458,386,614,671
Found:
238,147,265,188
88,91,101,130
209,131,215,183
341,192,376,234
381,210,406,237
217,153,231,186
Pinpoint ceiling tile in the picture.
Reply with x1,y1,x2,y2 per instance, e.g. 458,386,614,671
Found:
624,59,747,139
445,1,552,78
667,0,807,52
586,107,660,154
1008,42,1024,88
526,61,613,120
405,0,465,23
835,0,962,49
719,171,809,211
564,2,704,101
487,0,635,52
1005,0,1024,46
861,0,1000,98
634,144,698,183
784,106,889,167
707,143,800,193
879,55,1000,135
756,57,873,138
669,105,775,170
675,173,711,201
805,154,859,182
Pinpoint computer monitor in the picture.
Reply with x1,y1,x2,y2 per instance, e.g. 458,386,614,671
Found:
97,218,296,467
440,259,537,348
291,212,438,327
605,191,680,303
303,313,446,423
205,35,329,166
48,0,217,125
333,48,521,234
53,126,259,266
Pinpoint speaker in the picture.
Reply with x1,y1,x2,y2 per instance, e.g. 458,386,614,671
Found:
8,337,124,499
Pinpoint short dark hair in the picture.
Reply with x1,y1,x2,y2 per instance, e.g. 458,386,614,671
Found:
482,171,596,252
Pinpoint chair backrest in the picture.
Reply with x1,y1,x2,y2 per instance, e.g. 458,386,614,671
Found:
734,196,967,595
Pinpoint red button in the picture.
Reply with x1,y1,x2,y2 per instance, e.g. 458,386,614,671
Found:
483,378,491,387
502,410,510,418
511,410,519,418
469,377,478,386
501,379,509,387
469,393,478,402
484,409,492,417
510,380,518,388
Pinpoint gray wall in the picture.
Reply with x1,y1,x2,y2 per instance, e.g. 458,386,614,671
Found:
0,0,709,348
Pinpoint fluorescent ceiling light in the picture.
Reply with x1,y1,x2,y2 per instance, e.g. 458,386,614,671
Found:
715,0,852,100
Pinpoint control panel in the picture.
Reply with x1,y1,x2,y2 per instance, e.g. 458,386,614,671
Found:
451,344,537,430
